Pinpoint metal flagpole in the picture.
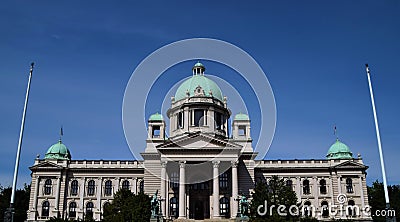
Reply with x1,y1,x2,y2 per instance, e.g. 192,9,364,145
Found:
4,63,34,222
365,64,394,222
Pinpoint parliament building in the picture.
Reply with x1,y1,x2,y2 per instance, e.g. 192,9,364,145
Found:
27,63,371,221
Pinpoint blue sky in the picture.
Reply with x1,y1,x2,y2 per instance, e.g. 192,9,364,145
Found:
0,1,399,187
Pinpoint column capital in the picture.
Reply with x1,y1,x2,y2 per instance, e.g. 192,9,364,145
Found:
179,161,186,168
231,160,238,167
212,160,220,168
161,161,168,168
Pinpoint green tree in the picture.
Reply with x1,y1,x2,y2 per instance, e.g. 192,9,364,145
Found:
0,183,31,222
103,189,151,222
368,180,399,222
250,175,298,222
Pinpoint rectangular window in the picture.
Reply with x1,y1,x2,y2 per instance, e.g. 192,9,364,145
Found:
178,112,184,128
238,126,246,136
194,109,204,127
152,126,160,138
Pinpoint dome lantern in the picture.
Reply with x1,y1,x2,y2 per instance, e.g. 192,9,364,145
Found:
192,61,205,75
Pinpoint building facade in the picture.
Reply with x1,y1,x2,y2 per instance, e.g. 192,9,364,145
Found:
27,63,371,221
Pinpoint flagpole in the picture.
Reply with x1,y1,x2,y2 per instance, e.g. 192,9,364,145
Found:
365,64,392,218
5,63,34,222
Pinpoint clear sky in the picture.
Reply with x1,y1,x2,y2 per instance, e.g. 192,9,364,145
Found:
0,1,399,187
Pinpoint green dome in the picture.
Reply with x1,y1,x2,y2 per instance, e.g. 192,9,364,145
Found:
326,139,353,159
45,140,71,160
175,75,223,101
149,112,163,121
193,62,204,68
234,113,250,121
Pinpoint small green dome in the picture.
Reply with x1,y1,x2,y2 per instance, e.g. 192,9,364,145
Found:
326,139,353,159
149,112,163,121
45,140,71,160
193,62,204,68
234,113,250,121
175,75,223,101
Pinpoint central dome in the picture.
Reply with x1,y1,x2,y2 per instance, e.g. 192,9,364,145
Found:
174,63,223,101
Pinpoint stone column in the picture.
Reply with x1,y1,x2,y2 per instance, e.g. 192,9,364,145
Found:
55,176,61,212
161,161,167,217
165,172,169,218
178,161,186,219
79,178,86,217
33,176,40,212
231,161,238,218
132,178,137,194
96,177,102,216
213,160,220,219
359,176,365,209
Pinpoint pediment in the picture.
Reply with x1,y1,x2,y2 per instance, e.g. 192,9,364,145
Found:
331,160,368,169
30,161,64,170
157,132,241,149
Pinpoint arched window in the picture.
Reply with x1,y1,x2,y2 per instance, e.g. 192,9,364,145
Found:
42,201,50,217
139,180,144,193
303,201,312,217
219,172,228,189
105,180,112,196
44,179,52,195
320,179,327,194
303,179,310,195
69,202,77,218
71,180,78,196
347,200,357,216
170,197,178,219
220,197,230,218
346,178,353,193
286,179,293,190
87,180,95,196
170,172,179,189
86,202,94,218
193,109,205,126
122,180,130,190
321,201,329,217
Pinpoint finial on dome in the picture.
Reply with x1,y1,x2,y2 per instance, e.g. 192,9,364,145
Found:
192,61,205,75
59,126,64,142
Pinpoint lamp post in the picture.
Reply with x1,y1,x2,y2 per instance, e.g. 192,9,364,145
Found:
4,63,34,222
365,64,395,222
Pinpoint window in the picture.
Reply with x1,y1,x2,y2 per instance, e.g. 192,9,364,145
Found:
42,201,50,217
87,180,95,196
177,112,184,128
152,126,160,138
346,178,353,193
286,179,293,190
170,172,179,189
215,112,223,130
347,200,357,216
86,202,94,218
238,126,246,136
193,109,204,126
69,202,77,218
170,197,178,219
303,179,310,195
321,201,329,217
303,201,312,217
122,180,130,190
44,179,52,195
105,180,112,196
220,197,230,218
320,179,327,194
71,180,78,196
139,180,144,193
219,172,228,189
